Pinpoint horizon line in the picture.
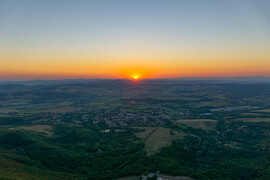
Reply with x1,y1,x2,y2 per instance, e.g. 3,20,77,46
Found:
0,76,270,82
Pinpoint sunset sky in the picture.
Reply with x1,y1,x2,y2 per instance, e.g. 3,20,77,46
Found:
1,0,270,80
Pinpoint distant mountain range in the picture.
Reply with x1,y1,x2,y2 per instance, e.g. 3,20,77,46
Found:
0,76,270,85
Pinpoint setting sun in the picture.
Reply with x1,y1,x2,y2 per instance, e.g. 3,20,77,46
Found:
131,74,141,80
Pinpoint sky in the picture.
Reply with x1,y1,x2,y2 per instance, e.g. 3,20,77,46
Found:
0,0,270,80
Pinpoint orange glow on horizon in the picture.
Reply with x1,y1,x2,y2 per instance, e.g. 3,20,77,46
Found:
1,54,270,80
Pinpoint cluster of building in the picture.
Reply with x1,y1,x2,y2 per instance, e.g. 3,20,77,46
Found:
27,105,264,127
29,108,169,127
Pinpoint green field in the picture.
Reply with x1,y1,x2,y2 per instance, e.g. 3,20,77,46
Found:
10,125,53,136
134,127,157,140
235,118,270,122
240,113,264,116
174,119,217,130
135,127,185,155
254,109,270,113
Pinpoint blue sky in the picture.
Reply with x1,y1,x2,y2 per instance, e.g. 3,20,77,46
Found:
1,0,270,79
